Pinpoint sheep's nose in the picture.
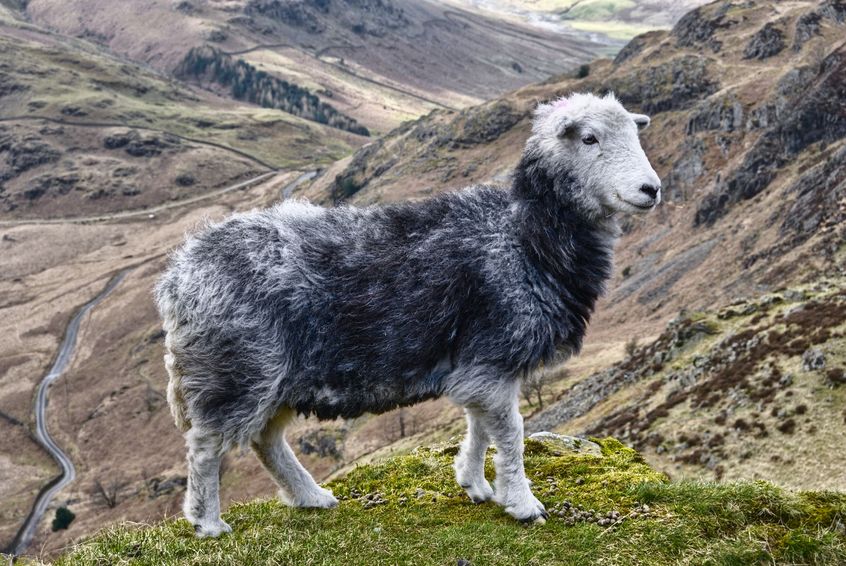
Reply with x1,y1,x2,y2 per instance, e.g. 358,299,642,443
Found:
639,184,660,199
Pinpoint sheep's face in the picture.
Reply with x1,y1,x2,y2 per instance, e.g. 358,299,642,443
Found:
530,93,661,217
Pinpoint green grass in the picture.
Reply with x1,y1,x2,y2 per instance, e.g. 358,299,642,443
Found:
53,438,846,565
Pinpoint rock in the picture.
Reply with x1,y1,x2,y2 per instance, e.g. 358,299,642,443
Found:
793,12,821,51
175,173,195,187
298,429,343,459
103,130,177,157
672,3,734,53
695,46,846,227
802,348,826,371
147,475,187,498
527,432,602,457
60,105,87,116
687,95,744,134
0,134,61,176
743,23,786,60
614,34,650,65
246,0,325,33
208,29,228,42
613,55,718,115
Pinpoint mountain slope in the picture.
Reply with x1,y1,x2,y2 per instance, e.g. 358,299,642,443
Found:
0,10,364,220
529,279,846,490
53,435,846,565
22,0,615,132
304,0,846,330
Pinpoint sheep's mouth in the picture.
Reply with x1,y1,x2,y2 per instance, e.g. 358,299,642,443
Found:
616,194,655,211
627,201,655,210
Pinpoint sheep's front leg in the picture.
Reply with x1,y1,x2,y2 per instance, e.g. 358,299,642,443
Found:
184,428,231,538
480,397,547,524
454,408,494,503
252,408,338,508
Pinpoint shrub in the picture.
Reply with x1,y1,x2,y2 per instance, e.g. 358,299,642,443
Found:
577,64,591,78
52,506,75,531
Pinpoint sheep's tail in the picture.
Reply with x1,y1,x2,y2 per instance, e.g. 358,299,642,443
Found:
164,330,191,433
157,278,192,433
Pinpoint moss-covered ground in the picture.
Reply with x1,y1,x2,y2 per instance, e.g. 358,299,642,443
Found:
51,437,846,565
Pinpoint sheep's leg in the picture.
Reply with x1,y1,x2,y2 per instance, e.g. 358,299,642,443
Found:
252,408,338,508
479,396,547,524
184,427,231,538
454,407,494,503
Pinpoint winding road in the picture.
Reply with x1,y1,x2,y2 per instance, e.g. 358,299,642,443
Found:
9,270,129,556
4,168,319,556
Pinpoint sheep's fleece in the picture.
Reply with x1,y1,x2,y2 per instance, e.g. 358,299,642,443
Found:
156,92,660,534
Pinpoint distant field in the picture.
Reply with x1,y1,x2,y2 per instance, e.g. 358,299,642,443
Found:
457,0,710,39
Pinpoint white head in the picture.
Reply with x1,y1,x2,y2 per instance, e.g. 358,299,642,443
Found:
528,92,661,217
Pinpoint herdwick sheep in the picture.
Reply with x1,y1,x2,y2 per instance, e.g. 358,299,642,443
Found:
155,92,661,537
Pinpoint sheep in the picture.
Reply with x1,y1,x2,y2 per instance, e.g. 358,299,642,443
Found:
155,92,661,537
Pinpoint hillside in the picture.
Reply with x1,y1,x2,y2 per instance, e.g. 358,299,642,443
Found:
0,5,361,552
305,0,846,329
53,435,846,565
529,279,846,491
0,9,364,220
22,0,618,133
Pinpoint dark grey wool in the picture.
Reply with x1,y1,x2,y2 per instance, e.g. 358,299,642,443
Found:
155,157,613,448
156,93,662,533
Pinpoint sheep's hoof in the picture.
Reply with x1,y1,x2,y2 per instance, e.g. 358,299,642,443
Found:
506,493,548,525
193,519,232,538
518,509,549,525
460,481,494,504
285,486,339,508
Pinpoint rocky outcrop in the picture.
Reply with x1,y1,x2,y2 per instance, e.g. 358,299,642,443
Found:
686,95,744,134
0,129,60,182
793,12,821,51
695,46,846,226
743,23,785,60
245,0,326,33
612,55,718,114
671,2,736,53
103,130,180,157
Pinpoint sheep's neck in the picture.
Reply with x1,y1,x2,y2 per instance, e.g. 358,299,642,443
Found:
510,157,616,354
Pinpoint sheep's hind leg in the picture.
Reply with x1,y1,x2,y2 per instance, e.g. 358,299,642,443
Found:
454,407,494,503
184,428,231,538
252,408,338,508
479,393,547,524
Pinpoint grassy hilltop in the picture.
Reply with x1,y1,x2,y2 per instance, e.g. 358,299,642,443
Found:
52,436,846,565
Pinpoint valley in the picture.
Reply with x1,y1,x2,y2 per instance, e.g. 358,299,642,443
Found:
1,0,843,560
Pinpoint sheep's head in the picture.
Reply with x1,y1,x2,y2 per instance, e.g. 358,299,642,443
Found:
528,92,661,217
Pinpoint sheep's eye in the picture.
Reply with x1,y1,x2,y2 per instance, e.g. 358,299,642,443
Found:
582,134,598,145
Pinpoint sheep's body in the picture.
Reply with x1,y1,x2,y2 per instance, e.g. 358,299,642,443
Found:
158,177,613,448
156,93,661,537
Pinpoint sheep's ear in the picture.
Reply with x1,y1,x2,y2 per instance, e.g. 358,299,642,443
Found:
631,113,650,130
554,115,576,138
533,101,575,137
